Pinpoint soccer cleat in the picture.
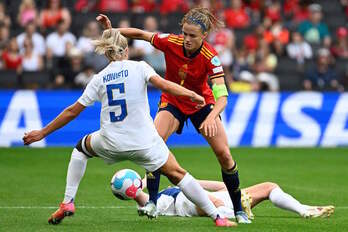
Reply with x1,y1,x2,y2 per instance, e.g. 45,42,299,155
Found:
138,201,158,219
235,211,252,224
241,190,254,220
215,215,237,227
305,206,335,218
48,202,75,225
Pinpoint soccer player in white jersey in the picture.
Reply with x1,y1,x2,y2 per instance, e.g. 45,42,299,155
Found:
134,178,334,219
23,29,236,227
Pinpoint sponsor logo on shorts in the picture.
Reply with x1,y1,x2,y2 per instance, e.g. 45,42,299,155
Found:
147,172,156,179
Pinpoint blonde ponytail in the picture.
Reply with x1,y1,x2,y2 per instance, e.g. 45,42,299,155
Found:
93,29,128,61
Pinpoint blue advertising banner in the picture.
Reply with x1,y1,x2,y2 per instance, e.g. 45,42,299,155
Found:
0,90,347,147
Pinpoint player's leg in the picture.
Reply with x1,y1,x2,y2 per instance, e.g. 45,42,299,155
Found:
204,127,250,223
48,134,94,225
138,105,183,217
154,104,183,142
190,107,250,223
244,182,334,218
160,152,236,227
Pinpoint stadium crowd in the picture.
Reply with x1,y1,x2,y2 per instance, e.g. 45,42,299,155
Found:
0,0,347,91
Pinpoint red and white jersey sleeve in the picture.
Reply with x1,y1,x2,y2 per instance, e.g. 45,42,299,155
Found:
206,55,225,80
150,33,171,52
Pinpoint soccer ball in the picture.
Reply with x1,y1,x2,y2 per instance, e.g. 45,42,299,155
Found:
111,169,142,200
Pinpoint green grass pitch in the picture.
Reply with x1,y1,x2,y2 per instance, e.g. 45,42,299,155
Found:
0,147,347,232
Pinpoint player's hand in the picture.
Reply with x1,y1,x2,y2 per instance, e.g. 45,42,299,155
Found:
96,14,112,29
190,92,205,109
199,116,217,137
23,130,45,145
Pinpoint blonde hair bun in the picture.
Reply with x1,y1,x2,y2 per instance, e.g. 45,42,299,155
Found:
93,29,128,61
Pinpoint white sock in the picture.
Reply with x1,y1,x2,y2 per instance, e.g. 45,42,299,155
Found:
177,173,219,219
269,187,307,216
63,148,88,203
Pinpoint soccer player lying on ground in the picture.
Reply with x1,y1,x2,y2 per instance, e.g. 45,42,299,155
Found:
97,7,251,224
22,29,235,227
133,177,335,219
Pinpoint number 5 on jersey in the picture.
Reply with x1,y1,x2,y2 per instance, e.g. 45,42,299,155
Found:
106,83,127,122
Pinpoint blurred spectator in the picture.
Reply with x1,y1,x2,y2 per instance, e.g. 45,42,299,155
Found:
224,0,250,29
341,67,348,90
208,28,235,69
133,16,165,74
159,0,189,14
46,19,76,59
244,0,263,24
132,16,157,58
118,18,131,28
231,46,252,80
197,0,224,15
331,27,348,59
52,47,83,89
243,25,265,52
21,37,43,72
78,21,108,73
264,21,290,56
264,1,281,23
0,23,9,52
97,0,128,12
228,70,259,92
297,3,331,47
283,0,310,25
74,65,95,88
17,0,38,28
287,31,312,64
304,48,341,91
341,0,348,18
74,0,95,12
17,20,46,56
1,38,22,73
131,0,157,13
74,0,128,12
0,2,11,28
253,41,279,91
77,21,101,54
39,0,71,31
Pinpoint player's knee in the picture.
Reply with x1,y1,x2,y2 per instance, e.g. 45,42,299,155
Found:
75,136,93,158
264,182,279,193
217,150,234,169
164,167,186,185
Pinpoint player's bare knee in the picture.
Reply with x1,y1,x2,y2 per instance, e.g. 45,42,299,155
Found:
265,182,279,193
217,151,234,169
164,168,186,185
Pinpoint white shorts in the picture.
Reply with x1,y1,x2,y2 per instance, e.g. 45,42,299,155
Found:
90,131,169,172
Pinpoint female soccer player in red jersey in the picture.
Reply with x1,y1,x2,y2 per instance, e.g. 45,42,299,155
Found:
97,8,250,223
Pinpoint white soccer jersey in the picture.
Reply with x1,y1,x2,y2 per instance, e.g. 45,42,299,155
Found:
78,60,160,151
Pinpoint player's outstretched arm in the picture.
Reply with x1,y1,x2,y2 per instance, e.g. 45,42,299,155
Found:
149,75,206,108
23,102,85,145
96,14,153,42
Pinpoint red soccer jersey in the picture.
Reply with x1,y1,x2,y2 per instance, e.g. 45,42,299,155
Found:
151,33,225,115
